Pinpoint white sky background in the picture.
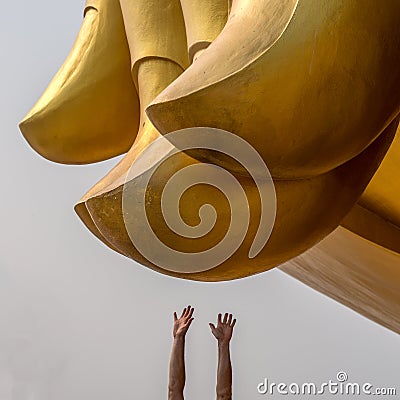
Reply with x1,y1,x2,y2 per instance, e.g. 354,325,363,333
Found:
0,1,399,399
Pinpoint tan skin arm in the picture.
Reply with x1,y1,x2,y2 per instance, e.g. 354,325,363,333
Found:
209,313,236,400
168,306,194,400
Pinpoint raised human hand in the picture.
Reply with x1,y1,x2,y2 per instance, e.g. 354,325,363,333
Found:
209,313,236,344
173,305,195,338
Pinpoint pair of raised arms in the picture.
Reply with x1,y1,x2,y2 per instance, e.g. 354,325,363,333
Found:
173,306,236,343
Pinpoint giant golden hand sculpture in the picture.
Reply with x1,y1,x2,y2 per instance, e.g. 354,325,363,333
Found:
20,0,400,333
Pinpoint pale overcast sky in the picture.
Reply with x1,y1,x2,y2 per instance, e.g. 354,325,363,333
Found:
0,1,399,399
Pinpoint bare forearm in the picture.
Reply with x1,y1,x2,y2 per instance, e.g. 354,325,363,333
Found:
216,341,232,399
168,336,186,399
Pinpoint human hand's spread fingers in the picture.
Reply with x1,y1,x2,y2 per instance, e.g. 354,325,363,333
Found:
231,318,237,328
218,313,222,325
187,307,195,319
228,313,232,325
185,317,194,328
223,313,228,324
174,311,178,321
185,305,192,317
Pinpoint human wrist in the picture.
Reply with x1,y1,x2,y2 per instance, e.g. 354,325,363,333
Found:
174,333,186,342
218,339,230,348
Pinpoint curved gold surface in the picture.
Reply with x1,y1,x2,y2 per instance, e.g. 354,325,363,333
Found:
19,0,400,333
78,111,396,281
281,227,400,334
180,0,229,62
20,0,139,164
75,0,189,254
147,0,400,179
343,125,400,253
119,0,189,81
75,0,189,250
